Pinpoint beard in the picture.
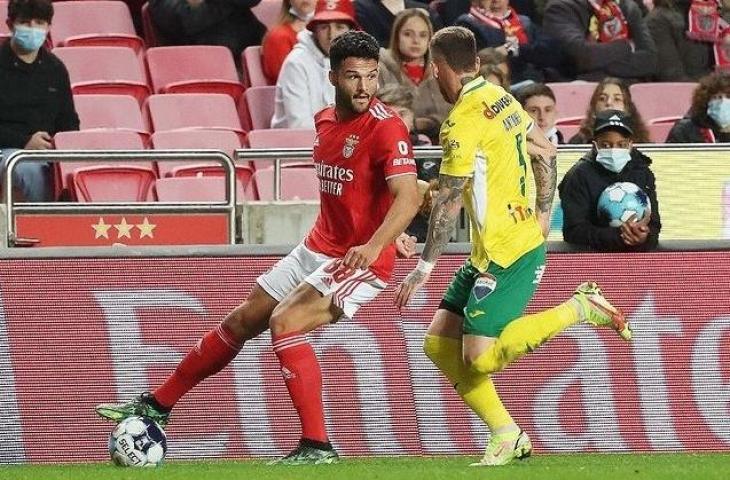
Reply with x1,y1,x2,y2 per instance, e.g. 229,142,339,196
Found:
336,87,371,114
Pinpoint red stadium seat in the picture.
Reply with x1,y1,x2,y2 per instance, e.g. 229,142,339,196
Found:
629,82,696,122
53,130,150,196
558,124,582,143
146,94,245,142
73,165,157,202
73,94,150,143
246,128,316,170
251,164,319,201
647,123,673,143
151,129,243,177
0,2,9,37
53,46,150,105
252,0,281,29
546,82,598,119
241,45,271,88
170,164,254,194
51,1,144,53
239,86,277,131
147,46,244,101
155,176,245,202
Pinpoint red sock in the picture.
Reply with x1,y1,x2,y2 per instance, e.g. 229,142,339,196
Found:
272,332,328,443
153,324,242,409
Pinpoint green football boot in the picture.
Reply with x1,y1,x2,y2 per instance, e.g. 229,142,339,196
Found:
268,439,339,465
95,392,170,427
470,429,532,467
573,281,632,341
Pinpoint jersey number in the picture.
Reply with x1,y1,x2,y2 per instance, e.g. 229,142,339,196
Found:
515,133,527,196
397,140,409,156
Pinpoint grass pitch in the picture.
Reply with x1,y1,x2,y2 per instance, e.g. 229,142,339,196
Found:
1,454,728,480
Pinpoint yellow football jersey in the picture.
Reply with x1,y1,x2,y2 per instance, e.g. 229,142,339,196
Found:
439,77,544,271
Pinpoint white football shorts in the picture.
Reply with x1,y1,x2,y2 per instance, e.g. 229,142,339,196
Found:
256,242,386,319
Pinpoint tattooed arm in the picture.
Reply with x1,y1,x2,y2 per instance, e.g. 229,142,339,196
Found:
394,173,468,307
526,125,558,238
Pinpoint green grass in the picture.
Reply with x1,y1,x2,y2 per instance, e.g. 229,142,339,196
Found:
1,454,728,480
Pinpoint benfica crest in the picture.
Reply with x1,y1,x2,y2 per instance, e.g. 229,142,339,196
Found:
342,134,359,158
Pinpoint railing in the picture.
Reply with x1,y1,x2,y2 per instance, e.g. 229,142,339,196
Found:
3,150,238,247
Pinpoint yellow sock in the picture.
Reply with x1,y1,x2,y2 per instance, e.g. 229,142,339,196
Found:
471,301,580,375
424,334,513,432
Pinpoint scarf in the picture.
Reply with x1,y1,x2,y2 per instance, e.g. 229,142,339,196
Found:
469,6,529,44
587,0,630,42
687,0,730,70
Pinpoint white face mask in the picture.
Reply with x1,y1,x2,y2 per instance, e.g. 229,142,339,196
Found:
707,97,730,129
289,6,314,22
595,148,631,173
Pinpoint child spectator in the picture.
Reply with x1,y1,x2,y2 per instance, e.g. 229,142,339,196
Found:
517,83,563,144
667,72,730,142
262,0,317,84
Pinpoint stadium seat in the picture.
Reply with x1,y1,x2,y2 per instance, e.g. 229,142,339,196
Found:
241,45,270,88
52,46,151,105
151,129,243,177
246,128,317,170
0,2,8,37
238,86,277,131
147,46,244,101
146,94,245,142
141,2,162,48
252,0,281,29
51,1,144,53
53,130,151,196
630,82,696,121
73,165,157,202
558,124,582,143
155,176,245,202
647,123,673,143
546,82,598,119
73,94,150,143
251,164,319,201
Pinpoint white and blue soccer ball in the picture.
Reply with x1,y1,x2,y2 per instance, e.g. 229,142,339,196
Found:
596,182,649,227
108,416,167,467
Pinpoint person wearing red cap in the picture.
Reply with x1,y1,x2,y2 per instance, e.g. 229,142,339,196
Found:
271,0,360,129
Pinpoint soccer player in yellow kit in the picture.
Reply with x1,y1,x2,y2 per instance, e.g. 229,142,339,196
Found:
395,27,633,467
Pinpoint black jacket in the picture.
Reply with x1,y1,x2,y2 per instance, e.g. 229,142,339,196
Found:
0,41,79,148
354,0,430,48
666,116,730,143
543,0,657,81
558,148,661,251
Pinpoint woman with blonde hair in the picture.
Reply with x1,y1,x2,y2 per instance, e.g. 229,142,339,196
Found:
569,77,651,144
261,0,316,84
378,8,450,142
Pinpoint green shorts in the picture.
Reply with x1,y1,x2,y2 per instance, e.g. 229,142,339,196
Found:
440,244,546,337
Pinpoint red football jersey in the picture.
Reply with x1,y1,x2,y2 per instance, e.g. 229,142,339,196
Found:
304,99,417,281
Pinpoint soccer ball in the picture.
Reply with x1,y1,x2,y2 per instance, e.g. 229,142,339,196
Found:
596,182,649,227
108,416,167,467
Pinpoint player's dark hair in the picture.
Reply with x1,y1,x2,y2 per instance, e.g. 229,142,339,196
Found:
7,0,53,23
329,31,380,71
516,83,556,105
430,26,477,73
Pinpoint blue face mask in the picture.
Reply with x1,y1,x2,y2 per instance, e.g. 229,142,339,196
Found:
707,97,730,129
595,148,631,173
12,25,47,52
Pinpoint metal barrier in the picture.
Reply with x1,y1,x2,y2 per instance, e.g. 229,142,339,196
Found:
3,150,238,247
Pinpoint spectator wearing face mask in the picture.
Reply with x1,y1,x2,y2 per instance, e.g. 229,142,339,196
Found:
667,72,730,143
559,109,661,251
0,0,79,202
261,0,317,84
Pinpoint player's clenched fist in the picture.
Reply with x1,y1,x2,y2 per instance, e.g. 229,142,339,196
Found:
342,242,382,270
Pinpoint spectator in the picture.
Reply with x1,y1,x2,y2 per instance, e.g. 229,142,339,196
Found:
559,109,661,251
271,0,358,129
0,0,79,202
646,0,714,81
429,0,539,26
478,46,511,83
354,0,430,48
667,72,730,142
543,0,657,81
261,0,317,84
378,8,450,142
455,0,566,83
517,83,563,144
480,62,510,89
376,83,431,146
569,77,650,144
148,0,266,59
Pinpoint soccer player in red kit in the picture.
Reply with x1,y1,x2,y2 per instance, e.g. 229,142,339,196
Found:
96,30,421,465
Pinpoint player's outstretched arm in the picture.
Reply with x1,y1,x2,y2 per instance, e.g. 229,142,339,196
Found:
526,125,558,238
394,173,467,308
342,174,420,270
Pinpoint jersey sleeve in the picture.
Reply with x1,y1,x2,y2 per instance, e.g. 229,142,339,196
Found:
439,107,482,178
373,116,417,179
